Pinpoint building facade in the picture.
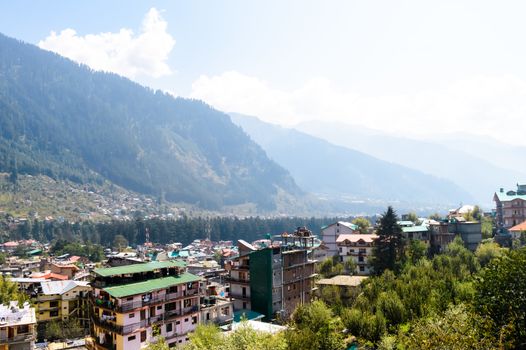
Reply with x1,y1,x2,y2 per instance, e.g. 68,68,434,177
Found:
226,228,317,321
494,185,526,229
0,301,36,350
321,222,359,257
336,234,378,275
88,261,202,350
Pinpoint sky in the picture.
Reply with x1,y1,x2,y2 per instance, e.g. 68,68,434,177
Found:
1,1,526,145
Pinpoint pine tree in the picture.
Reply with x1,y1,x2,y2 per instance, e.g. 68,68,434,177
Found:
371,206,405,275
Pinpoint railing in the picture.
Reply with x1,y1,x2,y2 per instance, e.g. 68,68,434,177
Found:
0,333,34,343
86,336,115,350
92,291,200,312
92,305,200,335
226,277,250,284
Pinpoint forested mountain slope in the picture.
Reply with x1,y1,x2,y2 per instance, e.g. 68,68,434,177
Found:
0,33,301,210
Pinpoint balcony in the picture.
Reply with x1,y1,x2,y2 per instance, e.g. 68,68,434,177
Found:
0,333,34,343
86,336,115,350
226,277,250,285
91,291,199,313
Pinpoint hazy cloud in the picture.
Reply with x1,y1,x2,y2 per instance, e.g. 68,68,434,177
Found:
38,8,175,79
191,72,526,145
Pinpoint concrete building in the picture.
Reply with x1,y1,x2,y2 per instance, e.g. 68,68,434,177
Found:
34,280,90,334
88,261,202,350
336,234,378,275
321,222,359,257
494,184,526,229
448,220,482,252
0,301,37,350
226,228,317,321
199,282,233,326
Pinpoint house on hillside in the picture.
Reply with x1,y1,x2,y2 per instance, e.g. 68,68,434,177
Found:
494,184,526,229
321,221,359,256
336,233,378,275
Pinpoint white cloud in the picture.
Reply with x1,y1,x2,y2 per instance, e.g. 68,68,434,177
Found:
38,8,175,80
191,72,526,145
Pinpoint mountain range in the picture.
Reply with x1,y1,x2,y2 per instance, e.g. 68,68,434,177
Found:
295,121,525,206
230,113,472,208
0,33,301,211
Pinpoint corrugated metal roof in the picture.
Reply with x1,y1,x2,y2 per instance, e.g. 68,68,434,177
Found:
103,273,201,298
40,280,90,295
94,261,185,277
494,191,526,202
402,225,429,233
336,233,378,243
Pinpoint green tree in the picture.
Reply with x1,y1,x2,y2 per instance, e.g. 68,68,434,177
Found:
474,248,526,348
352,217,370,234
287,300,345,350
398,304,494,350
481,216,493,239
371,206,405,275
0,276,28,306
475,241,505,267
405,240,427,265
113,234,128,250
405,212,419,224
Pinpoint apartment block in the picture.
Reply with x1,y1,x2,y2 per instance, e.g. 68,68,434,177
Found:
226,228,317,321
336,234,378,275
88,261,202,350
0,301,36,350
494,184,526,229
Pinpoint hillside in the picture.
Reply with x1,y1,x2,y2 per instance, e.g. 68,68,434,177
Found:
230,113,473,207
295,121,524,206
0,33,302,211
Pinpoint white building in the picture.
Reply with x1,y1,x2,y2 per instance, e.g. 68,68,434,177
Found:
321,222,359,256
336,234,378,275
0,301,37,350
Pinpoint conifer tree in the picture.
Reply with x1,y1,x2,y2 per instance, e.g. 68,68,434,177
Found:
371,206,405,275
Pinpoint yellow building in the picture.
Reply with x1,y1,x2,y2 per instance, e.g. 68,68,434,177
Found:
35,280,90,325
0,301,36,350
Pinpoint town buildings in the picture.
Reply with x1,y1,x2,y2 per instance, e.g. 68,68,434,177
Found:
88,261,202,350
336,234,378,275
34,280,90,333
494,184,526,229
0,301,37,350
226,228,317,321
321,221,359,256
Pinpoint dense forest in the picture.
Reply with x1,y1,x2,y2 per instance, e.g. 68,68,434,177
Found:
0,33,300,211
3,216,346,247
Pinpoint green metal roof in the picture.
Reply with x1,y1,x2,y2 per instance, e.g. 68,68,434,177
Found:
402,225,429,233
94,261,186,277
494,191,526,202
233,310,264,323
103,273,201,298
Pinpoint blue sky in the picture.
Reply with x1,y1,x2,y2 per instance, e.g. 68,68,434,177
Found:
1,1,526,144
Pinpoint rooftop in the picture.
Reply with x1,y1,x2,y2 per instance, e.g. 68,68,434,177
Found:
40,280,90,295
316,275,368,287
0,302,36,326
94,260,186,277
509,220,526,232
402,225,429,233
103,272,201,298
336,234,378,243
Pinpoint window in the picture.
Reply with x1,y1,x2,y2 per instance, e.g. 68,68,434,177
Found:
184,318,189,322
192,316,198,324
176,321,180,325
17,325,29,334
157,305,162,310
166,323,173,332
129,313,135,318
140,331,147,343
50,310,59,317
127,297,133,301
128,336,136,341
242,302,247,309
50,301,59,308
358,256,364,262
359,266,365,272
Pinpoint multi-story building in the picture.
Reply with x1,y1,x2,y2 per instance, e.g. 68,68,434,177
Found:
226,228,317,321
321,222,359,257
88,261,202,350
336,234,378,275
34,280,91,335
494,184,526,229
0,301,37,350
199,282,233,326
